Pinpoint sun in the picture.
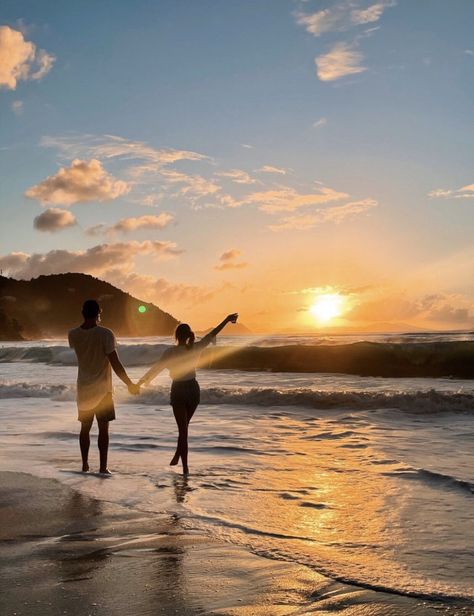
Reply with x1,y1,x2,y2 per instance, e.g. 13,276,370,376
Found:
309,293,345,324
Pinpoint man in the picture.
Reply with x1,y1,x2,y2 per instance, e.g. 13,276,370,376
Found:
68,299,139,474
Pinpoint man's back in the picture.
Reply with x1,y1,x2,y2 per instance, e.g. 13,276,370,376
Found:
68,325,116,411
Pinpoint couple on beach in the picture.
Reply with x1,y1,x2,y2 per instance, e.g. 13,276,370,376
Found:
68,299,238,475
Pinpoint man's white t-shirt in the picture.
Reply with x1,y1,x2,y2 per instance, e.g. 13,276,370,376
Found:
68,326,116,411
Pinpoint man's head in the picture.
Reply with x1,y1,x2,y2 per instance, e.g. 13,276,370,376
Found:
81,299,101,320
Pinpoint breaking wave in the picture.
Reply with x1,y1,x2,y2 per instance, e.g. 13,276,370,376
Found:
1,381,473,414
0,344,168,366
2,340,474,377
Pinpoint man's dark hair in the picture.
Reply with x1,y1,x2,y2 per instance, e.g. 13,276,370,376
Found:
82,299,101,319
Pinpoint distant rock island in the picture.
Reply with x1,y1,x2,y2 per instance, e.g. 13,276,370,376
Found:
0,273,179,340
198,322,253,337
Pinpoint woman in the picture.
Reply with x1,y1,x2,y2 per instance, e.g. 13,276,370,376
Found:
138,313,238,474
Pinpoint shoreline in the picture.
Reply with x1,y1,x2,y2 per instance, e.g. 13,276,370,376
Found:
1,471,472,615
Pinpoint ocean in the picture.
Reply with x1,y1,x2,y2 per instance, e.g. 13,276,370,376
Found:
1,333,473,606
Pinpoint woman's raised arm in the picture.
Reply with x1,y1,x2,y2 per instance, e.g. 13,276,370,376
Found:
198,313,238,348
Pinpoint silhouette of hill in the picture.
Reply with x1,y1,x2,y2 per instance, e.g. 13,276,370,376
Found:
0,273,179,340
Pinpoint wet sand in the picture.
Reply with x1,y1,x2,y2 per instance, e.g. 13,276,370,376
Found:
0,471,471,616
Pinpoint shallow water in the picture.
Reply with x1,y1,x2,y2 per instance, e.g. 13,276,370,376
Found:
0,336,473,606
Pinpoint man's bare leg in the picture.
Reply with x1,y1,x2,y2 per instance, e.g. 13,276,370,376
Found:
79,419,93,472
98,420,111,474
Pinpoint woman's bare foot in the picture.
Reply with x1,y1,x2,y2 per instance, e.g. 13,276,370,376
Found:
182,465,189,475
82,463,89,472
170,452,180,466
99,468,112,475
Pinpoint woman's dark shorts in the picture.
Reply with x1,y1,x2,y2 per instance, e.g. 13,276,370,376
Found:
78,393,116,423
170,379,200,411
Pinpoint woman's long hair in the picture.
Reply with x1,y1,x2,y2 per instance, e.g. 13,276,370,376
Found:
175,323,195,349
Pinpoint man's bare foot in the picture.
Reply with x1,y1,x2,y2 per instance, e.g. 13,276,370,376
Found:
99,468,112,475
82,463,89,472
170,453,180,466
182,466,189,475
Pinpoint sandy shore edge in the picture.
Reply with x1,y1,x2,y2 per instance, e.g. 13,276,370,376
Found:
0,471,470,616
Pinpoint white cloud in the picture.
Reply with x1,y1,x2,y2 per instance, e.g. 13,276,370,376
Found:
140,193,165,207
257,165,287,175
315,42,367,82
351,2,396,25
25,159,130,206
240,186,349,213
87,213,174,236
269,198,377,231
313,117,327,129
41,134,209,169
216,169,256,184
160,169,221,198
429,183,474,200
31,48,55,80
0,240,182,279
11,100,23,115
296,1,396,36
217,194,241,208
39,134,242,209
214,249,248,271
0,26,55,90
296,6,349,37
33,208,77,232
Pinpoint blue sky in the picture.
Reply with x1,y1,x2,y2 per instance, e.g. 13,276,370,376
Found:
0,1,473,331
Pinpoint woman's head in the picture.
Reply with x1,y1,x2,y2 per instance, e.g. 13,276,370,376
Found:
175,323,195,347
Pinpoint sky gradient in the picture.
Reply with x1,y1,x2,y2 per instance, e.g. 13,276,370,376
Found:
1,0,473,332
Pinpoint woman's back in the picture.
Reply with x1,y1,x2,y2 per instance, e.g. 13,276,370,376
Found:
162,342,206,382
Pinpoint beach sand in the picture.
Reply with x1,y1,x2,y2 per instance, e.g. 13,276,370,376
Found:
1,472,470,616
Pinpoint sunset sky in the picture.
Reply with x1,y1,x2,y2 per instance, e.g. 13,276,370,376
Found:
1,0,473,332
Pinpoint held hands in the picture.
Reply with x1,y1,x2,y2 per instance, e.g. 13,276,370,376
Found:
127,382,140,395
226,313,239,324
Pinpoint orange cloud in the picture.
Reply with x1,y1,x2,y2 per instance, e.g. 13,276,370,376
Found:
159,169,221,198
25,159,130,206
0,241,181,279
214,249,248,271
41,134,209,168
257,165,287,175
244,186,349,213
33,208,77,232
347,291,474,327
315,42,367,82
86,213,174,236
216,169,256,184
0,26,55,90
429,183,474,199
104,270,220,308
295,1,396,37
269,199,377,231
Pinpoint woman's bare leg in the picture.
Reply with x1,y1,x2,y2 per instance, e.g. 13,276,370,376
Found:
172,404,189,474
170,403,198,466
170,448,180,466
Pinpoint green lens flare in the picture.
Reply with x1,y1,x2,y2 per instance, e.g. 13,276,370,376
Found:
138,305,147,313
